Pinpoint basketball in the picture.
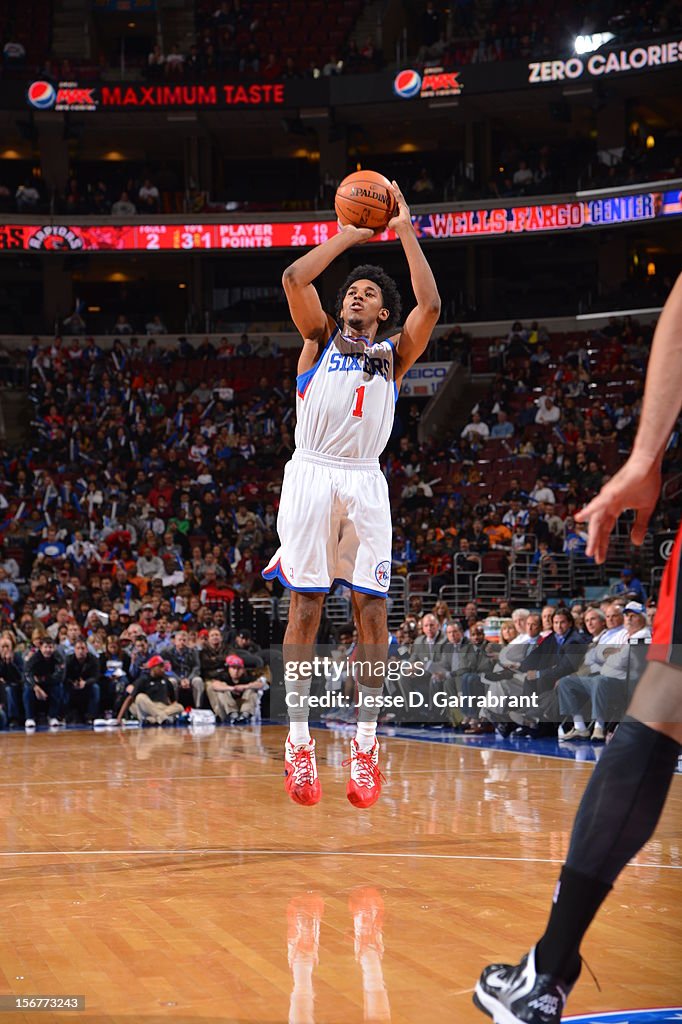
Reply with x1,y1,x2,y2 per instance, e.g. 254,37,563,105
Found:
335,170,397,230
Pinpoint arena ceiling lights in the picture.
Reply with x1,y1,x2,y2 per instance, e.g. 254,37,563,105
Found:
574,32,615,55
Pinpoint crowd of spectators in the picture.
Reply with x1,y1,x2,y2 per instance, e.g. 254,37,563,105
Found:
334,594,652,741
3,134,678,221
0,309,679,734
5,0,675,80
0,329,289,729
414,0,679,68
3,0,679,89
0,166,187,218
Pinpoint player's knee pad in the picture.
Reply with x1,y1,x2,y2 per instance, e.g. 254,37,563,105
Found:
566,716,680,885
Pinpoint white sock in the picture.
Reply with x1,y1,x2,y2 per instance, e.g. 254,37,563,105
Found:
594,718,605,730
355,720,377,751
573,715,587,731
286,678,311,747
290,721,311,746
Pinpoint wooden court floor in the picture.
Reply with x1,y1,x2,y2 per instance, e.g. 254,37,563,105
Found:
0,725,680,1023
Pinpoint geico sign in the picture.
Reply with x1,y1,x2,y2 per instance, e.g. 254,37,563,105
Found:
528,40,681,82
405,367,447,378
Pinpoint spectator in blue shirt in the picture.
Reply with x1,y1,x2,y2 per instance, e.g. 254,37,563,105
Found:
37,525,66,561
612,565,647,603
491,410,515,438
0,566,19,605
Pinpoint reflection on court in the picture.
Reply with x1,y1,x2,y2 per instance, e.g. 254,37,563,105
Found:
0,725,679,1023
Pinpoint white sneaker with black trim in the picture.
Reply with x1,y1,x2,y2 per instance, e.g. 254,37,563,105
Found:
474,946,577,1024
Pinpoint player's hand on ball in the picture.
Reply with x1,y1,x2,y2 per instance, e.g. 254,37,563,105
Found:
338,223,375,244
387,180,411,232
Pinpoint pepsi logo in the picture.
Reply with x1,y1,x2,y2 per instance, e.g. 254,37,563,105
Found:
393,69,422,99
27,80,57,109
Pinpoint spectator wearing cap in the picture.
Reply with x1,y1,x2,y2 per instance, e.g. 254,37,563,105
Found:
115,654,184,725
205,654,265,724
558,601,651,742
226,627,265,669
138,604,158,635
612,566,647,604
160,629,204,708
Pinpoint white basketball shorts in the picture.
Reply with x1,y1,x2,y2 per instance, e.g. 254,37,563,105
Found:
262,448,392,597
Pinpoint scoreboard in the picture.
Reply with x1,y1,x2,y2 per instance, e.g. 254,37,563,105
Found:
0,189,679,252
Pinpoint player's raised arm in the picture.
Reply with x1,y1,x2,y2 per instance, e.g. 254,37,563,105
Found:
576,271,682,562
387,181,441,383
282,224,374,344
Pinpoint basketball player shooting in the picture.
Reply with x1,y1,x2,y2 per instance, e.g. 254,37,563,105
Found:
263,180,441,808
474,271,682,1023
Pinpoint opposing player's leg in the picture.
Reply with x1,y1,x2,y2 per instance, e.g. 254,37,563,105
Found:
474,659,682,1024
475,513,682,1022
345,591,388,809
283,592,326,806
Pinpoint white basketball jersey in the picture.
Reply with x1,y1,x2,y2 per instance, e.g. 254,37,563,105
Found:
295,324,398,459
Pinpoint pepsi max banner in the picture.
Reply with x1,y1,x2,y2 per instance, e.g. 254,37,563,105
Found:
27,79,289,111
394,66,462,100
16,38,682,117
1,190,680,252
344,36,682,106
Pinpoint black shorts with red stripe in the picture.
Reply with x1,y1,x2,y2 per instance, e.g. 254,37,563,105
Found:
649,519,682,667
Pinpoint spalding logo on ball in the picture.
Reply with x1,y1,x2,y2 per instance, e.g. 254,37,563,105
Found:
393,69,422,99
27,81,57,110
335,170,397,231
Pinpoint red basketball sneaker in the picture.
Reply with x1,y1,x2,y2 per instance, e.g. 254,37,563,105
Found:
284,735,322,805
344,738,385,808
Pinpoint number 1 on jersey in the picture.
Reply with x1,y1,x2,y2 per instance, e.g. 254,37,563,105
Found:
352,385,365,419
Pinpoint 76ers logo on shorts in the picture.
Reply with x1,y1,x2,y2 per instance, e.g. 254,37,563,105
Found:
393,69,422,99
374,561,391,588
27,81,57,109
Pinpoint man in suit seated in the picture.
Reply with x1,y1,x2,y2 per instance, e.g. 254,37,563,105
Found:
517,608,589,732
